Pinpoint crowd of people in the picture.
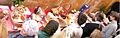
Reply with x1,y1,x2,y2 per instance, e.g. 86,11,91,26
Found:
0,3,120,38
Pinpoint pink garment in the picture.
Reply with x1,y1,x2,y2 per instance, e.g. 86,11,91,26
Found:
5,10,15,31
0,8,14,31
0,8,2,12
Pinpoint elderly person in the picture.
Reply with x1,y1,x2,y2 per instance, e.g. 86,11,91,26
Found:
12,19,39,38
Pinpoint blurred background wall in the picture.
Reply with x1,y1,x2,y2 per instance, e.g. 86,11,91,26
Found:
0,0,119,12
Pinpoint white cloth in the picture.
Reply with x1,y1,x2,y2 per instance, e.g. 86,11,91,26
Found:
48,12,59,19
32,14,42,21
115,34,120,38
23,7,31,15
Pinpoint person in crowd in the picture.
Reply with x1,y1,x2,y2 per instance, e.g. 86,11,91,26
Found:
82,11,104,38
90,28,102,38
31,6,47,30
60,13,87,38
87,11,109,26
11,19,39,38
87,13,96,22
85,11,109,27
115,13,120,36
21,19,39,38
92,11,104,23
51,13,87,38
113,13,120,37
94,12,108,27
51,18,67,38
93,11,109,28
77,13,88,26
31,6,45,22
82,23,102,38
0,11,8,38
38,20,59,38
102,11,119,38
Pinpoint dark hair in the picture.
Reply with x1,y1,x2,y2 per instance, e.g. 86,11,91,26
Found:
109,11,119,21
42,20,59,36
118,14,120,25
20,0,24,1
95,12,104,22
117,14,120,30
106,2,120,17
88,13,95,21
34,6,40,14
0,12,4,19
111,2,120,13
77,13,87,25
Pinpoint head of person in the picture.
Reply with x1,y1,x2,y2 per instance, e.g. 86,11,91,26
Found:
34,6,44,15
77,13,87,25
95,12,104,22
42,20,59,36
0,11,4,19
88,13,96,21
34,6,40,14
90,29,102,38
109,11,119,21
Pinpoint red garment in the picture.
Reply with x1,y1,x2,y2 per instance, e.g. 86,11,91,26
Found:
29,8,35,13
39,26,44,30
23,8,34,18
43,10,51,15
8,6,12,11
38,17,48,30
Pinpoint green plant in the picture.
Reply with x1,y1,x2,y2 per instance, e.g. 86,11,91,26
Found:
100,5,107,14
12,0,24,6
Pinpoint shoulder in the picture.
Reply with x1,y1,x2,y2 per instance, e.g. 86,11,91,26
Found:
108,23,117,28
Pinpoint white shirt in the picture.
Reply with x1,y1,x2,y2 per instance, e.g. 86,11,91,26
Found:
115,34,120,38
